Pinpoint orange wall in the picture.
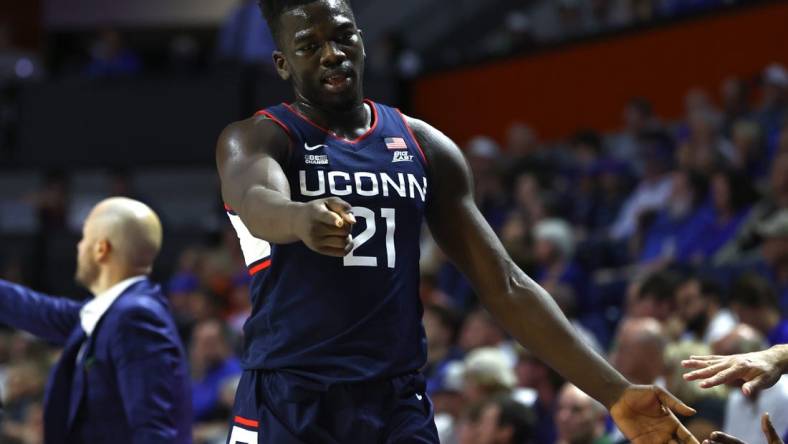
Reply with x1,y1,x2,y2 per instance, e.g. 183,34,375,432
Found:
412,2,788,145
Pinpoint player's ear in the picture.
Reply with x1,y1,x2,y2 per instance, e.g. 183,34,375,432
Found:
273,51,291,81
358,29,366,59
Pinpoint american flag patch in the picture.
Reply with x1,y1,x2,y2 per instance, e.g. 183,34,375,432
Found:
385,137,407,150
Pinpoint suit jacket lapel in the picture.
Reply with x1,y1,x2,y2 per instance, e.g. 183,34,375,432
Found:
66,330,96,429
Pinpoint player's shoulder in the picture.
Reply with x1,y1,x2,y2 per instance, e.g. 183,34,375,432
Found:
399,113,463,166
216,113,291,164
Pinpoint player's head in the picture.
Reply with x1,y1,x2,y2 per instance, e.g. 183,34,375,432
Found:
259,0,365,111
76,197,162,291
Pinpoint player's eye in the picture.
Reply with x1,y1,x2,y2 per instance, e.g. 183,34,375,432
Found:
339,31,357,44
297,43,319,54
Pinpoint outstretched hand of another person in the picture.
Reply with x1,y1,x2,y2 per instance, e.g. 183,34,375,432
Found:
681,345,788,397
701,413,784,444
610,385,699,444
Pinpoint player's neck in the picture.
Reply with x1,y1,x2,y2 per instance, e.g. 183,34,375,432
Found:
293,99,371,139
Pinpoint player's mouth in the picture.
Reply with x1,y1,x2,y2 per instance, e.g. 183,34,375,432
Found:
321,70,354,93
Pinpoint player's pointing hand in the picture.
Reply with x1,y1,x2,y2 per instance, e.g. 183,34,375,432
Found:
294,197,356,257
324,197,357,227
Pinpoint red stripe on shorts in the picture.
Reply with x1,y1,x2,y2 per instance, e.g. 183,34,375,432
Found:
234,416,259,428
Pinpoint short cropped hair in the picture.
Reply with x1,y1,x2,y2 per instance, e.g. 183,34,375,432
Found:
258,0,353,43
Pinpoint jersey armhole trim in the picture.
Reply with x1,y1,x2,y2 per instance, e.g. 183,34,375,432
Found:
396,109,429,167
255,110,294,166
248,258,272,276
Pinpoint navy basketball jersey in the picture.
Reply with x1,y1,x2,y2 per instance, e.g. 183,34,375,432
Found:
225,100,429,385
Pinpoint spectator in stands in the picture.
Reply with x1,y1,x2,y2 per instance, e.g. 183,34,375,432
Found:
778,118,788,156
430,360,465,444
555,383,612,444
168,269,201,341
717,151,788,264
500,172,549,269
533,218,589,313
717,325,788,443
729,119,766,179
475,395,535,444
663,341,726,438
610,131,675,240
0,360,47,443
676,108,729,177
467,136,509,231
639,169,708,264
459,309,516,366
758,63,788,142
462,347,517,406
728,274,788,346
674,275,736,345
85,29,141,78
680,170,757,263
515,348,565,444
504,123,541,161
193,375,241,444
225,272,252,334
190,319,242,422
566,131,623,235
720,77,753,138
457,402,483,444
424,304,464,387
589,159,631,239
609,97,660,172
627,269,680,325
754,209,788,312
611,317,667,385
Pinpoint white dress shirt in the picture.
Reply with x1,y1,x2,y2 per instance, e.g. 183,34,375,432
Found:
724,376,788,444
80,275,146,336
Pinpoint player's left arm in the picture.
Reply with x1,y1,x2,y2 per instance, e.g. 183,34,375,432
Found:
407,116,697,443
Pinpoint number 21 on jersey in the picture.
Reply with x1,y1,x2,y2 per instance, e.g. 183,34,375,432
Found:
344,206,396,268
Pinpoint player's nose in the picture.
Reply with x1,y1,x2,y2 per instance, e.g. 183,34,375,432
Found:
320,41,347,66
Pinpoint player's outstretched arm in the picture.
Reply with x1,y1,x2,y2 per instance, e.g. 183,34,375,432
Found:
216,117,355,257
0,279,82,345
408,116,697,444
682,345,788,396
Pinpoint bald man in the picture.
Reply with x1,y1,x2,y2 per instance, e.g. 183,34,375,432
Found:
555,384,611,444
611,318,668,386
0,197,191,444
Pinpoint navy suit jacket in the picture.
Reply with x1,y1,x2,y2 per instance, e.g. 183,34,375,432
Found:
0,278,192,444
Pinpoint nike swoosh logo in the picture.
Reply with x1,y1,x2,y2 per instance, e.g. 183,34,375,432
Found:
304,142,327,151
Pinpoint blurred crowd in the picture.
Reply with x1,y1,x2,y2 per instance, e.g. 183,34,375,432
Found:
413,61,788,443
1,0,788,443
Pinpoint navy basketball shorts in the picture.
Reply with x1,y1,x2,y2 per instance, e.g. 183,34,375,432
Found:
226,370,439,444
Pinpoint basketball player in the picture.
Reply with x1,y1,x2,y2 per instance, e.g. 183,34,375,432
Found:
216,1,698,442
